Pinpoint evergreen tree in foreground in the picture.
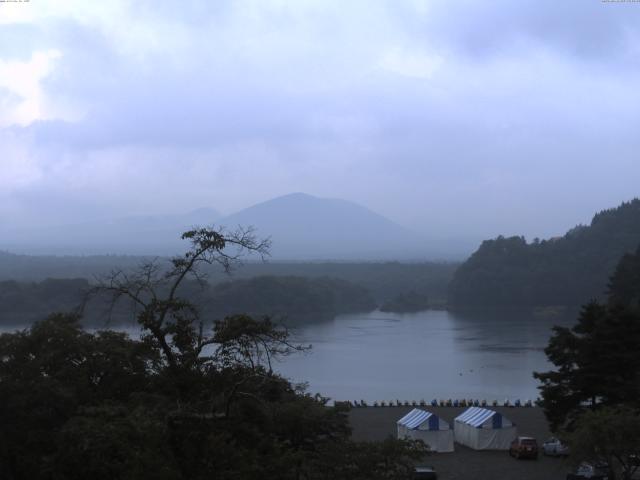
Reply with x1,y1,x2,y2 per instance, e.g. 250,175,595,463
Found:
535,244,640,479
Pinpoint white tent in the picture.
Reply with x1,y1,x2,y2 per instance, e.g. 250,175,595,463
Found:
454,407,517,450
397,408,454,453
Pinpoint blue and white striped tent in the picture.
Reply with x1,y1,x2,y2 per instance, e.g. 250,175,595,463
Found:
397,409,454,452
454,407,516,450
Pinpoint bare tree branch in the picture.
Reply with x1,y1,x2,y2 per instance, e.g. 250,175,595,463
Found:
85,225,272,373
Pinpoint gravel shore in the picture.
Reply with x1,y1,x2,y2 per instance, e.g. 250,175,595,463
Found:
349,406,574,480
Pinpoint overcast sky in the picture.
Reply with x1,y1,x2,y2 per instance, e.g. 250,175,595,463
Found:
1,0,639,241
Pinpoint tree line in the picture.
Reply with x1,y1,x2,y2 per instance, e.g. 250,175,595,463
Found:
0,227,428,480
449,199,640,307
535,243,640,479
0,275,376,327
0,251,456,305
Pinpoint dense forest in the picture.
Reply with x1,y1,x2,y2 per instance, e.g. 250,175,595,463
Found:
448,199,640,307
0,275,376,327
379,291,433,313
0,228,428,480
204,276,375,319
0,278,89,325
0,252,456,305
534,244,640,478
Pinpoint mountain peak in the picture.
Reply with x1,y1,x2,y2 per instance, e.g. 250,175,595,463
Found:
277,192,316,200
219,193,424,260
260,192,332,205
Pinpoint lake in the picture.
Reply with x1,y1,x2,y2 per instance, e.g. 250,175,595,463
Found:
274,308,577,404
0,307,577,404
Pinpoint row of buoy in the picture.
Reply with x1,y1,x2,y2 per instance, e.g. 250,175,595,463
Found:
348,398,536,408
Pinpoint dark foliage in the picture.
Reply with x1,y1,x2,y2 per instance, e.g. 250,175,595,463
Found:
608,244,640,310
535,243,640,430
0,278,89,324
206,275,376,320
379,290,431,313
0,252,457,306
568,406,640,480
534,302,640,430
449,199,640,306
0,227,427,480
0,275,376,327
535,244,640,479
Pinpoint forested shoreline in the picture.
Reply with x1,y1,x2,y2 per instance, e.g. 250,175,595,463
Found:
0,259,456,325
449,199,640,307
0,275,377,327
2,198,640,325
0,228,430,480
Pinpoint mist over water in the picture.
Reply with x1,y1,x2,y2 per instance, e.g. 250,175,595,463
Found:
275,308,577,403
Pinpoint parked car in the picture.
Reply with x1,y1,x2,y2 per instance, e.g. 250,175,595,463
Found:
414,465,437,479
543,437,570,457
566,462,609,480
509,436,539,459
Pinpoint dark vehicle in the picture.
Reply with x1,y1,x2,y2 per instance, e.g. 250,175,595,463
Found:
414,465,437,479
509,436,539,459
566,462,609,480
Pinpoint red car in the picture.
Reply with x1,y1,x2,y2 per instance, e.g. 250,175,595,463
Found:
509,436,539,459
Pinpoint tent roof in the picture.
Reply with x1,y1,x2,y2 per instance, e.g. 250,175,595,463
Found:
455,407,507,428
397,408,438,429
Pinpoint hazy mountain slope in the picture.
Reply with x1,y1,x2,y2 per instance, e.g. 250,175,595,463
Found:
448,199,640,307
0,208,220,255
218,193,427,260
1,192,452,259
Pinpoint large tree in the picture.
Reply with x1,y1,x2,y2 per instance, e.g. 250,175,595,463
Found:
534,246,640,480
534,302,640,430
88,226,271,373
534,244,640,428
1,226,429,480
569,407,640,480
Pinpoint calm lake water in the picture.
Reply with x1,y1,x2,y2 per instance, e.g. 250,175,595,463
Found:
274,308,577,404
0,307,577,404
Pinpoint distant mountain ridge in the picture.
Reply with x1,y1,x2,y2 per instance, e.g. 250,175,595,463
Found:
448,198,640,307
217,193,427,260
0,193,433,259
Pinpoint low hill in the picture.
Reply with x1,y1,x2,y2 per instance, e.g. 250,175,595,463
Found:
448,199,640,307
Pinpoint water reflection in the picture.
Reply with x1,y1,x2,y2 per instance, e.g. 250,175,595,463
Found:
0,307,578,404
276,308,577,403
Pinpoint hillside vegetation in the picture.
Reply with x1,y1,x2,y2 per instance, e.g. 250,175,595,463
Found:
0,226,427,480
449,199,640,307
204,276,376,319
0,254,456,306
0,275,376,327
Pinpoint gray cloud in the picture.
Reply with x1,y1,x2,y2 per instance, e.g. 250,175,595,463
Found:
1,0,640,246
401,0,640,62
